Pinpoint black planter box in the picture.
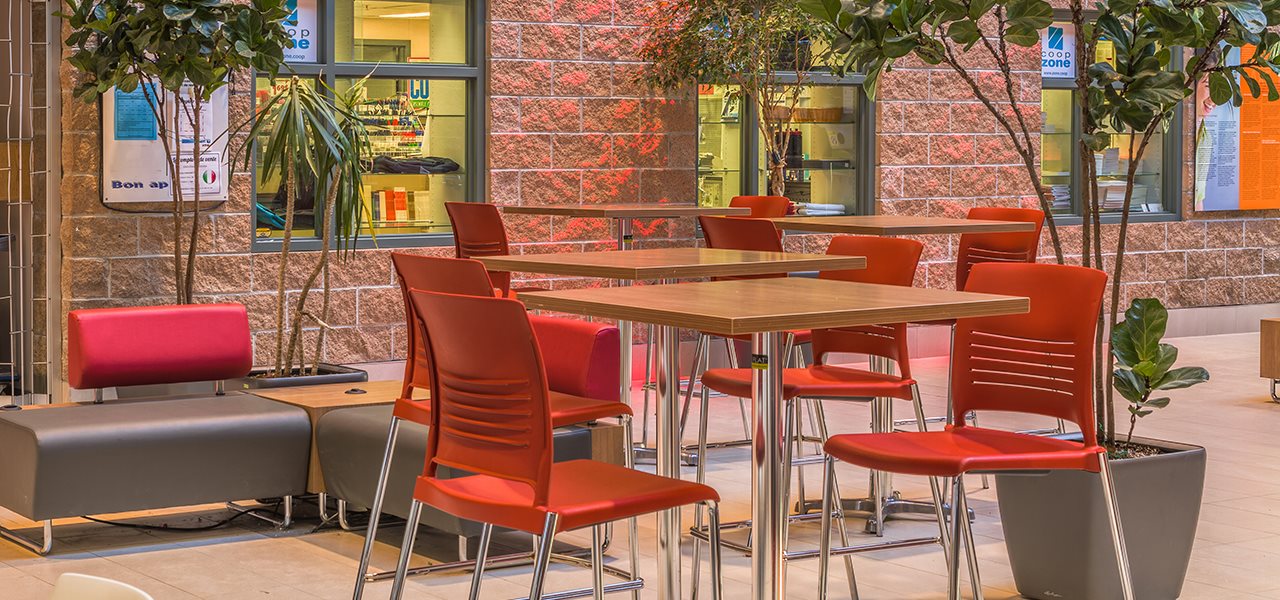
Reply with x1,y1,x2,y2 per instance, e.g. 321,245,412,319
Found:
996,436,1205,600
231,363,368,391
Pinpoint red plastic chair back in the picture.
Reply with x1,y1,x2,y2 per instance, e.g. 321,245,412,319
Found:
812,236,925,373
445,202,515,296
409,290,554,505
391,253,497,398
955,207,1045,290
730,195,791,218
698,216,785,281
952,263,1107,446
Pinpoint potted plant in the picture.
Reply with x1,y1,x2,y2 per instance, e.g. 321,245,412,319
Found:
60,0,293,304
996,298,1209,599
637,0,826,197
235,75,373,388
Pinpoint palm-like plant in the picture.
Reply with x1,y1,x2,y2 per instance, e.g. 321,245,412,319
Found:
244,75,371,378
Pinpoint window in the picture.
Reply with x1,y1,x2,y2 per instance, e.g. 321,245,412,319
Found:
1039,19,1182,220
253,0,482,248
696,74,874,216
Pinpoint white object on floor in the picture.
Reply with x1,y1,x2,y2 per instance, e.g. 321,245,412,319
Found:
50,573,154,600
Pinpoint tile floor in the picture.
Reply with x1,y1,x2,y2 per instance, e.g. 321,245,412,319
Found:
1,332,1277,599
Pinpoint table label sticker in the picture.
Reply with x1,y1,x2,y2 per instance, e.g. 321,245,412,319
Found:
750,354,769,370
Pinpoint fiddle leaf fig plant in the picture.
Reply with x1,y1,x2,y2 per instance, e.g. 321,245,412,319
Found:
1111,298,1209,445
60,0,292,304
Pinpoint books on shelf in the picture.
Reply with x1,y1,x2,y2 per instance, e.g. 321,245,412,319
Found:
795,202,847,216
365,187,433,226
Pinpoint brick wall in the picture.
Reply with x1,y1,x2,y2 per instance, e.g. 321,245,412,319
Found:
55,7,1280,373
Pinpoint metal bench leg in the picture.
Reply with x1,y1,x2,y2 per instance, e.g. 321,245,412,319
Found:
0,520,51,555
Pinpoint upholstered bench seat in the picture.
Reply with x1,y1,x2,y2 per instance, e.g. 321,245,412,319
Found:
316,404,591,538
0,393,311,522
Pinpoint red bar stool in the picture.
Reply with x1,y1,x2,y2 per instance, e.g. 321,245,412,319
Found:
817,263,1134,600
689,236,925,594
349,254,632,600
392,290,723,600
444,202,545,298
729,195,791,218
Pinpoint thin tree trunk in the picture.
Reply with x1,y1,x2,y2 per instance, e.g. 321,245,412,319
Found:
183,92,203,304
273,163,298,377
311,181,338,374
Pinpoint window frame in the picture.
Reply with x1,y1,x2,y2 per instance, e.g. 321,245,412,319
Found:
695,71,877,217
1042,11,1184,225
251,0,487,252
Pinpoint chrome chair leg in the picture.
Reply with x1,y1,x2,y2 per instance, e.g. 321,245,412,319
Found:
0,519,52,556
680,334,710,439
1099,458,1136,600
947,478,965,600
705,500,724,600
957,476,984,600
352,416,402,600
591,525,606,600
621,416,641,600
389,499,424,600
691,380,712,600
529,513,561,600
818,457,858,600
469,524,494,600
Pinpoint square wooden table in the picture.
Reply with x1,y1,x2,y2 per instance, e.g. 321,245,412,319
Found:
520,278,1029,600
503,204,749,249
249,380,415,494
770,214,1038,236
480,247,866,429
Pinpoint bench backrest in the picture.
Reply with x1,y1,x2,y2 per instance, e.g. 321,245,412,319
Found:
68,304,253,390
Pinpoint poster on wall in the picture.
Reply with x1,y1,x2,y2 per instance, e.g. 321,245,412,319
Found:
283,0,317,63
1195,45,1280,210
101,83,230,204
1041,23,1076,78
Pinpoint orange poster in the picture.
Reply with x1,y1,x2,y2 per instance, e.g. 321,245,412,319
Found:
1237,45,1280,209
1196,45,1280,210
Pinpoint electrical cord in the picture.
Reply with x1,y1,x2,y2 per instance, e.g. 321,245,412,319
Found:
80,499,283,532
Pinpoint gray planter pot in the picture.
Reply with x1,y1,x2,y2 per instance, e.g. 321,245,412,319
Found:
995,436,1205,600
230,363,368,391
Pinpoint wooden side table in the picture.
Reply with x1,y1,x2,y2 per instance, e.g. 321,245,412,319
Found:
1261,319,1280,402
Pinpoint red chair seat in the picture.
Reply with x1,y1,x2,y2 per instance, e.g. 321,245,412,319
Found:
393,392,629,428
823,427,1102,477
415,459,719,534
700,364,916,401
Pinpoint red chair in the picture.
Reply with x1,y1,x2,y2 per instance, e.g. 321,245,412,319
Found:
730,195,791,218
350,254,631,600
391,290,723,600
691,236,926,589
444,202,544,298
955,206,1046,290
817,263,1133,600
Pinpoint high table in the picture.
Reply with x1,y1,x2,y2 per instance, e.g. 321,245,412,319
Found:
519,278,1029,600
770,214,1037,236
503,203,749,250
478,246,865,457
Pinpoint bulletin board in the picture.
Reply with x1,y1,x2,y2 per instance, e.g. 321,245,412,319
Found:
1194,45,1280,211
101,83,230,204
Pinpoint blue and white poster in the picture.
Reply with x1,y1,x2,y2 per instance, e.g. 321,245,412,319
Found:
283,0,317,63
112,85,157,141
1041,23,1076,79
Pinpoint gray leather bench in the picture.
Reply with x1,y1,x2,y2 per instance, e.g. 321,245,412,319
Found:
0,393,310,521
0,303,312,555
316,404,591,538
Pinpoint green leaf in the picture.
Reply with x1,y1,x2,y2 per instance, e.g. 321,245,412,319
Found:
947,20,981,46
1142,397,1172,408
1005,25,1040,47
1208,71,1235,106
1225,0,1269,33
1005,0,1054,30
1152,366,1210,390
161,4,197,20
1113,369,1146,404
968,0,996,21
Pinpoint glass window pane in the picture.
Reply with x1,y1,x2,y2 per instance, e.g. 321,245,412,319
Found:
254,77,320,240
338,76,468,237
697,84,743,207
335,0,467,64
1041,88,1073,215
1097,129,1165,214
759,83,859,215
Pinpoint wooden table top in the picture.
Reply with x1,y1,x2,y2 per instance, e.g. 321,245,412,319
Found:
477,247,865,280
249,379,418,410
770,215,1038,235
519,277,1029,336
502,203,750,218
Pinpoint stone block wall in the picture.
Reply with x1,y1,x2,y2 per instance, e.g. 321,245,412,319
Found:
55,5,1280,373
